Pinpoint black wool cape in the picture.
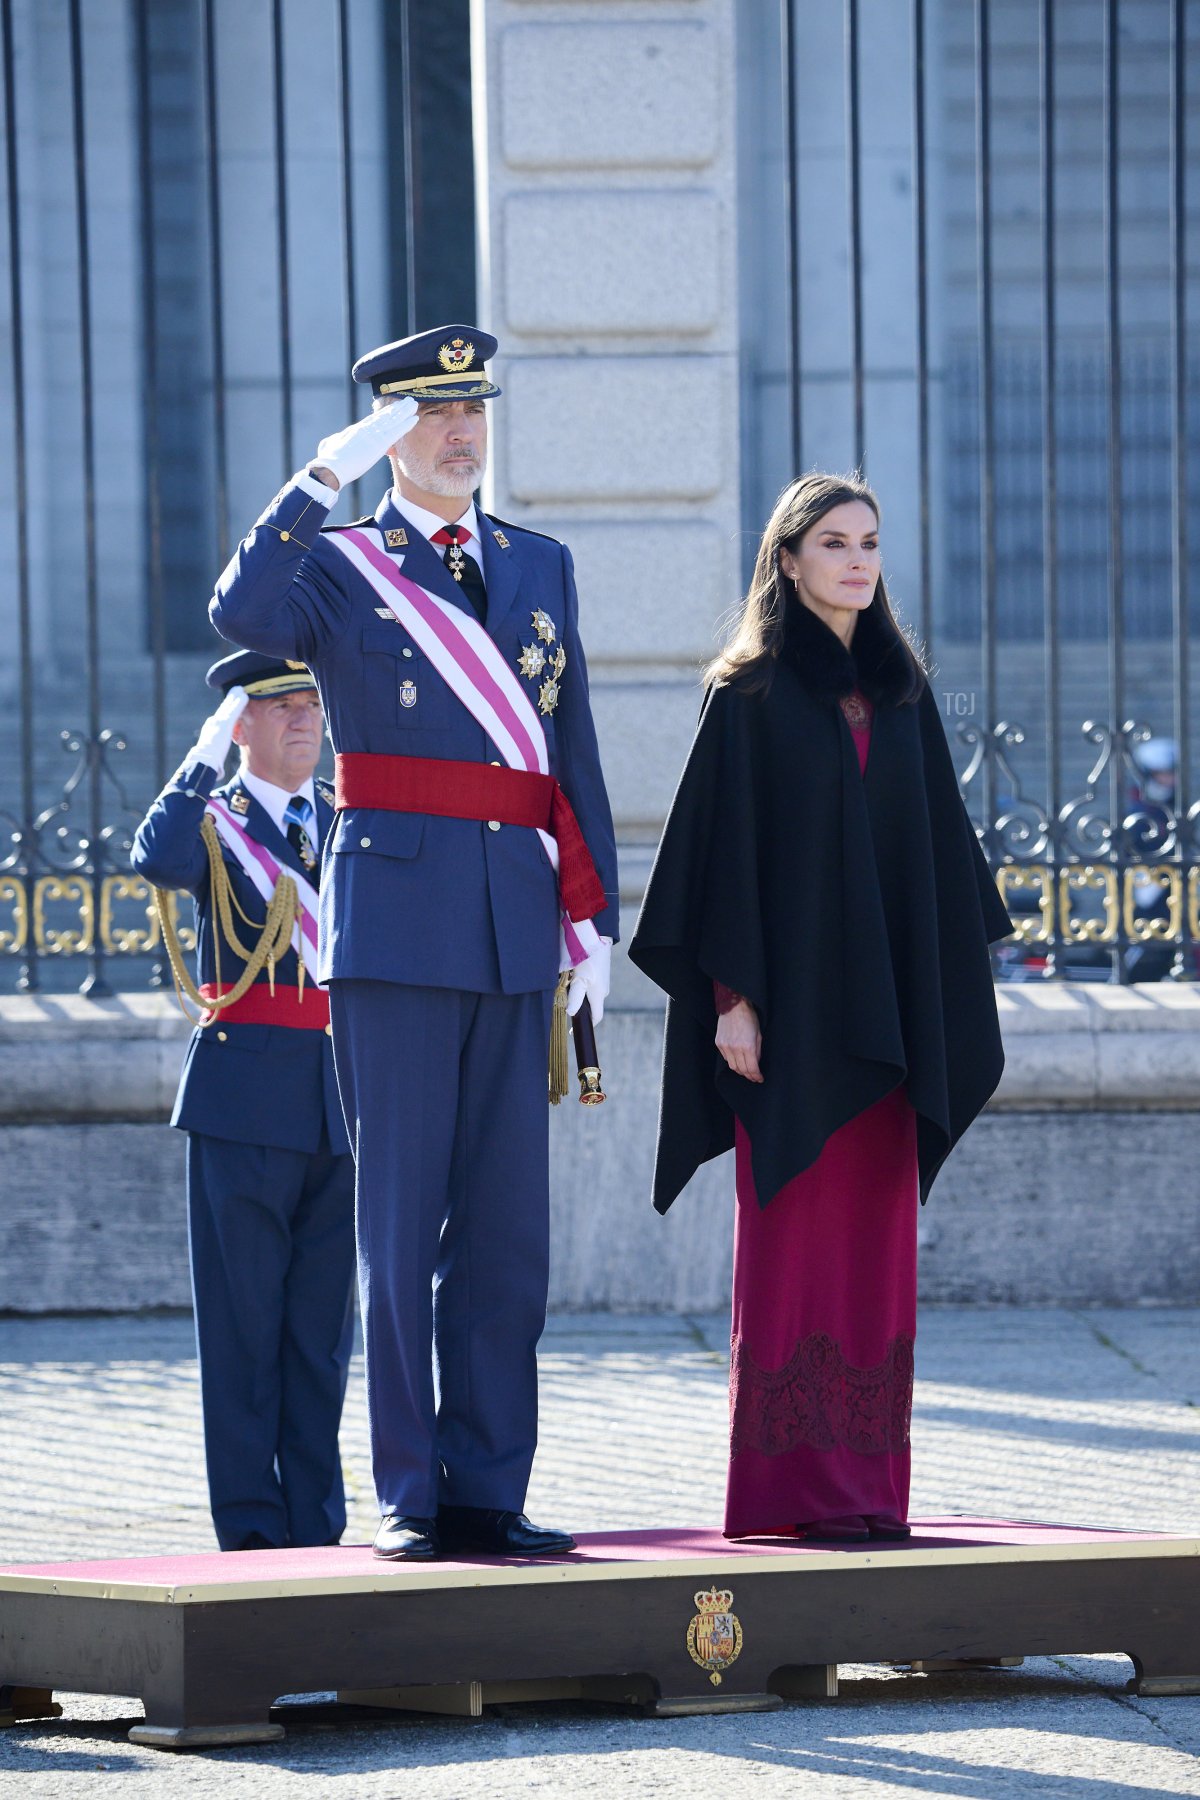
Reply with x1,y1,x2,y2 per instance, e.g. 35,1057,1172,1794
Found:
628,600,1013,1215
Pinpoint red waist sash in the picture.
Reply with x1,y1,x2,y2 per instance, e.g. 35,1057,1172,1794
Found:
334,752,605,923
199,983,330,1030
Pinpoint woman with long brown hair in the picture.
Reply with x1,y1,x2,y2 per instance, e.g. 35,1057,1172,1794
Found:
629,473,1011,1542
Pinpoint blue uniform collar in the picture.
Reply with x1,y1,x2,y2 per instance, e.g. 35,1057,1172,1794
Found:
371,492,523,635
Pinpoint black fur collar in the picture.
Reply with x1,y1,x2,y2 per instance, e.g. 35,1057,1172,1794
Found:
782,595,918,706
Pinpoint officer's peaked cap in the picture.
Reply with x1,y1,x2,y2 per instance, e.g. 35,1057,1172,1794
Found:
352,324,501,401
206,649,317,699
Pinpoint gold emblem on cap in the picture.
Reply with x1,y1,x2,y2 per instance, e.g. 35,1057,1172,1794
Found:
532,609,556,645
518,644,545,681
230,789,250,815
538,677,561,716
286,660,308,671
385,528,408,548
437,338,476,374
493,529,510,549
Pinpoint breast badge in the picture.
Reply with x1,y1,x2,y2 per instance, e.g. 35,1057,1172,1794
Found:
518,644,546,681
686,1587,743,1687
531,609,556,645
400,679,418,709
538,676,561,717
551,645,567,680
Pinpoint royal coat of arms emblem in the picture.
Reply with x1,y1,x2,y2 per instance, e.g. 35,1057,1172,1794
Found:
686,1586,743,1686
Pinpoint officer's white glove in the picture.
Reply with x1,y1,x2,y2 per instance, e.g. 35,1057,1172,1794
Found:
310,397,419,491
187,686,250,772
566,936,612,1027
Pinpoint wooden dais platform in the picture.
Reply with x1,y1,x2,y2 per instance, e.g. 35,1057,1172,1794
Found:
1,1518,1197,1750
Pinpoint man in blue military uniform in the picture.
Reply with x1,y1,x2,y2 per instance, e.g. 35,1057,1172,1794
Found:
131,652,355,1552
209,326,618,1561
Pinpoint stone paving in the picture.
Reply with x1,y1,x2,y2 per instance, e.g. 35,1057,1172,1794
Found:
1,1305,1199,1796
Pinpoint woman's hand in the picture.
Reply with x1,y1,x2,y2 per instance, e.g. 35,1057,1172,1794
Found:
716,998,763,1083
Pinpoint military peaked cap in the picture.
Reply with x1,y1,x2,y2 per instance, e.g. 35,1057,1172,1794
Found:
351,324,501,401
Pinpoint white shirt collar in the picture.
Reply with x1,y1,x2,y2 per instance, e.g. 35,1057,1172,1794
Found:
390,490,482,550
237,768,317,837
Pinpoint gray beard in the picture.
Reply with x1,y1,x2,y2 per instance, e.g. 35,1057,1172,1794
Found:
396,445,486,499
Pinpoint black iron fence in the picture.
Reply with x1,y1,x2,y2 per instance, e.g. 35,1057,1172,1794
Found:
0,0,472,994
773,0,1197,983
1,0,1196,990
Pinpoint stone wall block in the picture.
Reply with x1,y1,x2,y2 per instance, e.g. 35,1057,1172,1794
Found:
540,520,728,663
502,355,728,503
503,191,721,336
591,683,708,830
500,22,719,170
0,1124,189,1313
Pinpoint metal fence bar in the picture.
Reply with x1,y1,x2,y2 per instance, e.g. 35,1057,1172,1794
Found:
338,0,362,517
911,0,932,658
133,0,166,790
1039,0,1061,975
1170,0,1189,845
201,0,229,567
398,0,417,335
271,0,293,477
1103,0,1126,980
845,0,864,470
975,0,997,834
67,0,110,998
1,0,35,990
780,0,802,474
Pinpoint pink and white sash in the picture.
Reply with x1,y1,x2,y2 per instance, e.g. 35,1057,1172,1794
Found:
206,794,321,975
329,526,600,969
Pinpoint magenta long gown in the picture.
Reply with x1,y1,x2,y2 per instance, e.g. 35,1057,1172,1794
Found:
722,693,919,1538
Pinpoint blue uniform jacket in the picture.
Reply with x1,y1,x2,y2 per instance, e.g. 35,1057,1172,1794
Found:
209,484,619,994
131,759,350,1156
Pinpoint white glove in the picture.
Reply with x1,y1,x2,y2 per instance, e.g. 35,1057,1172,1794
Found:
311,398,419,490
187,686,249,772
566,937,612,1027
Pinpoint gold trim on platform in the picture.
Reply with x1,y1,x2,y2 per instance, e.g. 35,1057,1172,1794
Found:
0,1531,1194,1607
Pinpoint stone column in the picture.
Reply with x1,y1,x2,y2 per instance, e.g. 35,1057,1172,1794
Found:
471,0,741,995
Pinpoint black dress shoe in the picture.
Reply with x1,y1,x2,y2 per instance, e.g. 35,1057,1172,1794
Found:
373,1514,441,1561
438,1506,576,1557
799,1516,870,1544
227,1531,282,1552
865,1514,912,1540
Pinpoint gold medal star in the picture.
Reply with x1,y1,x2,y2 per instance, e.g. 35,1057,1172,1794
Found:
518,644,546,681
531,609,556,645
551,646,567,679
538,677,560,716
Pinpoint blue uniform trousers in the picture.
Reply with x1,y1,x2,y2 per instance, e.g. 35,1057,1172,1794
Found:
328,979,554,1519
186,1128,356,1550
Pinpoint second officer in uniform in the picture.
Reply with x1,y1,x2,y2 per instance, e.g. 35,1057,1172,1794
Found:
131,653,355,1552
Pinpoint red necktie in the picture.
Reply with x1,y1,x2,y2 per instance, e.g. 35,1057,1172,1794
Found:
431,526,487,625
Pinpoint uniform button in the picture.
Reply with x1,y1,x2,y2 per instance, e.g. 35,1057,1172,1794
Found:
217,1031,227,1043
325,1023,333,1037
360,836,372,847
280,530,290,542
488,820,501,832
184,789,196,799
402,647,413,659
490,760,501,767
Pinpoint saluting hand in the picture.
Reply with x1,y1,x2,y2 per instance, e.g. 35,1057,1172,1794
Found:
189,685,250,772
309,397,419,491
716,998,763,1083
